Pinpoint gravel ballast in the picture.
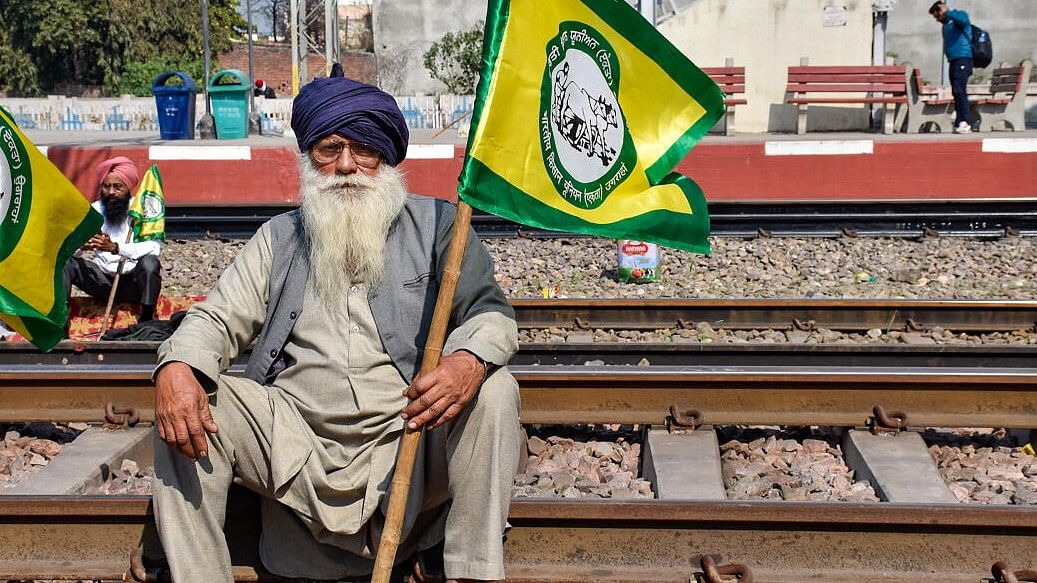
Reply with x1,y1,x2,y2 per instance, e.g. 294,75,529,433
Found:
160,235,1037,300
925,429,1037,505
0,423,79,492
717,427,879,502
513,425,652,499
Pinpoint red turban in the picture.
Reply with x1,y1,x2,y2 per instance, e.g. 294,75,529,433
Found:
96,156,141,195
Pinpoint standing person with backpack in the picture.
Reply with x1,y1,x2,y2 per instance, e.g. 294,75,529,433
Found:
929,1,975,133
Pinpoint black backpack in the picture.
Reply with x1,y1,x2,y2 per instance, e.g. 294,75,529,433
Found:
971,24,993,68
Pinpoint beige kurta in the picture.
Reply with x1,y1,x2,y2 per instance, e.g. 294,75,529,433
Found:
154,222,521,581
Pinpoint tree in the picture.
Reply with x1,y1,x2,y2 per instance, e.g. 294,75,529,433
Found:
0,0,246,96
423,21,483,94
256,0,289,42
0,26,39,95
115,55,206,96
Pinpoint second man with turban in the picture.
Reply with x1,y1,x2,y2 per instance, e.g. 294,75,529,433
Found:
63,156,163,325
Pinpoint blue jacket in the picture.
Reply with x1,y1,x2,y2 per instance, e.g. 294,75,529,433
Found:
942,9,973,60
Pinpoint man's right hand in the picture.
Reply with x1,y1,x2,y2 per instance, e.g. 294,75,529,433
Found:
155,362,219,460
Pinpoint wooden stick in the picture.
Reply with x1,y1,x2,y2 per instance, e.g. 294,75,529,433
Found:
370,201,474,583
432,108,473,139
98,227,134,337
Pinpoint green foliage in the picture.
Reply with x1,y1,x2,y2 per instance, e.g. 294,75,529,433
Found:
0,0,246,96
115,56,205,96
0,27,40,95
422,21,484,94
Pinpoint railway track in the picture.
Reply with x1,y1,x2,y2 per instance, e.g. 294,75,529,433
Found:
9,299,1035,369
6,339,1037,368
2,366,1036,428
2,366,1036,581
507,298,1037,333
2,299,1036,581
164,201,1037,239
1,495,1034,583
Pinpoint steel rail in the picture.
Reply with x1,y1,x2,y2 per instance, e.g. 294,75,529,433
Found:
0,497,1034,582
518,342,1037,368
504,499,1037,583
5,299,1034,372
164,202,1037,239
5,339,1037,368
515,366,1037,428
2,366,1035,428
509,298,1037,333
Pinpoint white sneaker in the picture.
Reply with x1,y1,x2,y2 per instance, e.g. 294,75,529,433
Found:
954,122,972,134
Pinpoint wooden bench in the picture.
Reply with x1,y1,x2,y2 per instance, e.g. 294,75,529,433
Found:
971,59,1032,132
702,62,746,136
784,65,909,134
900,65,954,133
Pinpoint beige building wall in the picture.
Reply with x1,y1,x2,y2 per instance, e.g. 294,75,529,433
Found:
659,0,874,133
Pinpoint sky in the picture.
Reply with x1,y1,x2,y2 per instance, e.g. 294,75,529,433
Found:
236,1,274,37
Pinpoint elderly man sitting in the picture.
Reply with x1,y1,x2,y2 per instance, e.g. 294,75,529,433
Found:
152,77,521,583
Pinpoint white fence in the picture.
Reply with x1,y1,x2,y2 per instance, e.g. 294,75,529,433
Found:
9,89,1031,133
0,94,476,133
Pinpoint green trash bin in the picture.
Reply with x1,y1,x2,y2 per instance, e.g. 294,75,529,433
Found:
208,69,251,139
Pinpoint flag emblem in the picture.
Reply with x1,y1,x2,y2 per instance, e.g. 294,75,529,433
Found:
541,23,635,209
0,122,31,258
141,192,163,219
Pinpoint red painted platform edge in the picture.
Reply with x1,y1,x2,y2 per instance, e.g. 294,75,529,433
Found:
43,140,1037,204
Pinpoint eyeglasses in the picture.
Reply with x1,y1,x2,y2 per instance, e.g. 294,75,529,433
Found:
310,138,382,169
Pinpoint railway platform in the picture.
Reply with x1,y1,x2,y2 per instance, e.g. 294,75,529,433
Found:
22,128,1037,206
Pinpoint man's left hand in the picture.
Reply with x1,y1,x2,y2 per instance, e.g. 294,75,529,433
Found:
83,233,118,253
402,350,486,430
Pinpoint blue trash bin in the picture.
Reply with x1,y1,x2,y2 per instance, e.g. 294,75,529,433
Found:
152,72,198,140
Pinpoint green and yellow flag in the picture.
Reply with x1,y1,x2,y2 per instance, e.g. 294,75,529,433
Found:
0,107,102,351
128,164,166,242
458,0,725,253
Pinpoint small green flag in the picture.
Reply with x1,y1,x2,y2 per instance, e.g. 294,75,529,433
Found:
128,164,165,242
458,0,725,254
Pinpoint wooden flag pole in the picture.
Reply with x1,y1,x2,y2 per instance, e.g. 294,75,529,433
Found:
432,109,473,140
371,200,474,583
98,227,134,337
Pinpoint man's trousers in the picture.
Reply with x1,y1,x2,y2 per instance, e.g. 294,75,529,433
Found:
63,255,162,310
152,368,522,582
949,57,974,127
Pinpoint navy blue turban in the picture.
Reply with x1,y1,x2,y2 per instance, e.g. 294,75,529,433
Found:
291,77,409,166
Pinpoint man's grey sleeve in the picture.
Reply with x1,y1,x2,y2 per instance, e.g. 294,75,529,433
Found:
443,311,519,368
438,215,518,367
155,223,273,386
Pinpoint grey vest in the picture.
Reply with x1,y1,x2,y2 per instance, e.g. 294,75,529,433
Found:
242,195,512,385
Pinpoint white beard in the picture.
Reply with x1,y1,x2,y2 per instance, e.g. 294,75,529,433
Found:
299,157,407,302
